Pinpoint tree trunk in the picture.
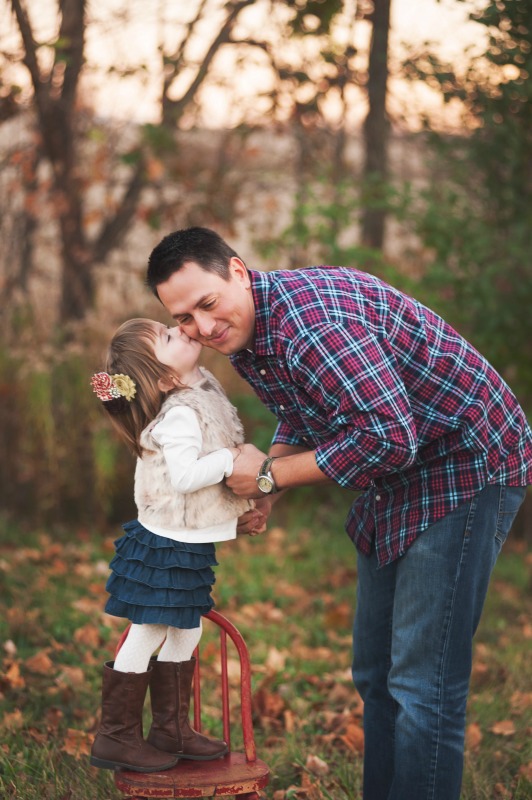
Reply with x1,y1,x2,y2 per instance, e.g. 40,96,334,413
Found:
10,0,148,323
361,0,392,250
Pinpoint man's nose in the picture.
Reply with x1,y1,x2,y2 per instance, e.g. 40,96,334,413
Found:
195,313,216,338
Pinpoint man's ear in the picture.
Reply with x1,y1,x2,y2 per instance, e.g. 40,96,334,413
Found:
229,257,250,287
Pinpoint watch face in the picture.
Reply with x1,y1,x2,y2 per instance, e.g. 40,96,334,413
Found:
257,475,274,493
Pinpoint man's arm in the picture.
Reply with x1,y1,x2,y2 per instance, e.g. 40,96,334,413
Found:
227,442,332,498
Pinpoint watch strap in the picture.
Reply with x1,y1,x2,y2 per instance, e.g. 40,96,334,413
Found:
259,456,275,475
258,456,278,493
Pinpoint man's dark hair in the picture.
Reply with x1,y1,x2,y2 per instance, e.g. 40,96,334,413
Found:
146,227,241,296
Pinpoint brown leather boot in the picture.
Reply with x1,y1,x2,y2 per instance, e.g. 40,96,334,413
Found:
90,661,179,772
147,658,228,760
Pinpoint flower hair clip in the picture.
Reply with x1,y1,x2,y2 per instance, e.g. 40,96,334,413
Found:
91,372,137,410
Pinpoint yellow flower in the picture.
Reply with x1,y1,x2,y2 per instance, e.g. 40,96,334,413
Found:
112,373,137,401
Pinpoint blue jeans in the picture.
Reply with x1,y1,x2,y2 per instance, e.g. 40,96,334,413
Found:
352,485,526,800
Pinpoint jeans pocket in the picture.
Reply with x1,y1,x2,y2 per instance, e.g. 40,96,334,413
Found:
495,486,526,547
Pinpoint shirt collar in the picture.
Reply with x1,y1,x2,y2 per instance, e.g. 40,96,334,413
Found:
248,269,276,356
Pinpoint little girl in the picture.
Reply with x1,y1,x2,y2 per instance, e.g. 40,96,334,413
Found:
89,318,254,773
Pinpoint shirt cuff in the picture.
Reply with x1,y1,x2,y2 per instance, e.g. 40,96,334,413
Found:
221,448,235,477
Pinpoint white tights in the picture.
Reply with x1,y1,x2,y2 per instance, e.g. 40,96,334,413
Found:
113,621,203,673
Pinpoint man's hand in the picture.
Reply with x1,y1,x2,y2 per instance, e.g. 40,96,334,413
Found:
236,497,272,536
227,443,267,498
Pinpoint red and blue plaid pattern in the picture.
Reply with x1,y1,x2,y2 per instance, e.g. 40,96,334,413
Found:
231,267,532,566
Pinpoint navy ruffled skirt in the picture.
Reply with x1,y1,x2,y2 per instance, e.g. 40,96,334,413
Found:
104,520,217,628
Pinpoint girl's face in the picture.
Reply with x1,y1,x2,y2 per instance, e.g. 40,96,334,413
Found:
152,322,202,379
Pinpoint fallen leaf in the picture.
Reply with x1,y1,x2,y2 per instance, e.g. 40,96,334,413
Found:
290,645,336,663
340,722,365,753
305,754,329,776
73,623,101,648
61,728,92,759
325,682,354,706
240,601,284,624
285,784,309,799
490,720,516,736
466,722,482,751
3,640,17,657
2,709,23,730
492,580,520,603
284,709,297,733
49,558,68,575
253,687,286,720
470,659,490,686
27,727,48,744
265,646,287,672
45,707,64,732
25,651,54,674
213,657,241,681
300,771,325,799
474,642,490,659
6,606,40,628
56,666,85,688
510,691,532,713
72,597,104,615
1,661,25,690
324,602,353,629
494,783,511,798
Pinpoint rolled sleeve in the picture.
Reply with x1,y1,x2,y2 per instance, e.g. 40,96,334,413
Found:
288,324,418,489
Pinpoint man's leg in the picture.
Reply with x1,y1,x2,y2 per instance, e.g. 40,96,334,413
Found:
353,551,398,799
354,484,525,800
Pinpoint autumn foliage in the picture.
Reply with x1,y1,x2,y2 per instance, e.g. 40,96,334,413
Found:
0,517,531,799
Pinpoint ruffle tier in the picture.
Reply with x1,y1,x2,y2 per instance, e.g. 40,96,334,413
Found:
104,596,214,627
104,520,217,628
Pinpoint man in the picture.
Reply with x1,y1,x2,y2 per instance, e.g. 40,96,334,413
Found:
146,226,531,800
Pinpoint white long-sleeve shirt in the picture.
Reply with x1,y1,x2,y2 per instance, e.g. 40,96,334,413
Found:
138,405,238,543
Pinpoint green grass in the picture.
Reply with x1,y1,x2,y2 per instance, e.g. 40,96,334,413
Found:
0,500,530,799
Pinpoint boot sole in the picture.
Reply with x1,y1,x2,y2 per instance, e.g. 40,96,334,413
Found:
176,746,229,761
90,755,178,772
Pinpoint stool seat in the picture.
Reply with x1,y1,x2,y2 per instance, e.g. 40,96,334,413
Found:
115,753,270,798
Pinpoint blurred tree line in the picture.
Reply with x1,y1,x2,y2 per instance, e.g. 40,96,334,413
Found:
0,0,530,534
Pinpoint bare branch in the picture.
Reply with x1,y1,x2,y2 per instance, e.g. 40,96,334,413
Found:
163,0,257,125
92,158,146,264
162,0,209,96
57,0,86,113
10,0,47,93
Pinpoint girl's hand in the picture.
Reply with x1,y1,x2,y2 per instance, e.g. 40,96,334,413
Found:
236,497,272,536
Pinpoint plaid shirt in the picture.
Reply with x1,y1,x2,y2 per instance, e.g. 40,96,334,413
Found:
231,268,532,566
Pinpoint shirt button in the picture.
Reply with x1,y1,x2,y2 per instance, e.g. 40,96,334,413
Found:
259,369,266,375
375,495,381,501
279,404,285,410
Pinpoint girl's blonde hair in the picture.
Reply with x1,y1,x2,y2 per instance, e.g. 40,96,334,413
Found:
103,318,178,457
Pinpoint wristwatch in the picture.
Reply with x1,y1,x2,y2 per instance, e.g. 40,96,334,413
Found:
256,456,278,494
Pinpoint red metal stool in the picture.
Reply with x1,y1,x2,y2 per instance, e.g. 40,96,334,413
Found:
112,609,270,799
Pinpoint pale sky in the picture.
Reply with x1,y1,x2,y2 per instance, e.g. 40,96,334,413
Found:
3,0,486,130
85,0,484,128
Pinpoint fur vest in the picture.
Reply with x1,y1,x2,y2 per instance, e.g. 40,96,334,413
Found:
135,368,253,530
